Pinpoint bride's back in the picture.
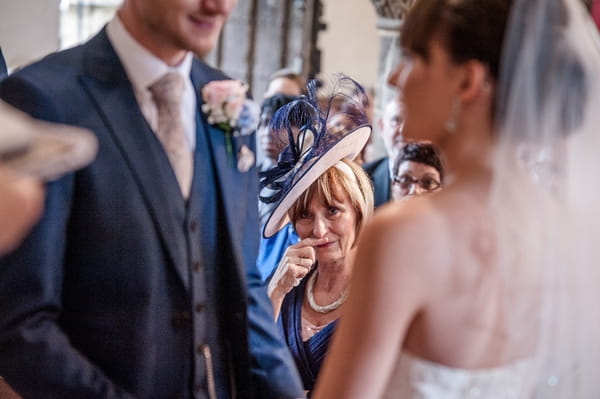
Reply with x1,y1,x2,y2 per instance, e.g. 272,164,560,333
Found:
312,0,600,396
386,174,538,369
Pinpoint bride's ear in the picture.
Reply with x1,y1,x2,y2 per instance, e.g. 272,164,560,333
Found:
458,61,492,103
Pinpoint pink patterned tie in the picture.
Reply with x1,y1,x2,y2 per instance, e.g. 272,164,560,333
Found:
149,72,193,198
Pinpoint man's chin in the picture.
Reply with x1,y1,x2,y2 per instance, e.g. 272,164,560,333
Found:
186,37,219,58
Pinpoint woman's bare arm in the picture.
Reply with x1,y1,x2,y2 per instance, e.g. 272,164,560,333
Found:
312,201,443,399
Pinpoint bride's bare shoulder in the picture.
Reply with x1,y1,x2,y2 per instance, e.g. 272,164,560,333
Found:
369,194,446,235
359,193,453,261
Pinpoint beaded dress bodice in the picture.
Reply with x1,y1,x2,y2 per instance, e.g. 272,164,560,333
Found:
382,351,533,399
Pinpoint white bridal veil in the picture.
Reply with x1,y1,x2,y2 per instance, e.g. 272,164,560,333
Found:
493,0,600,396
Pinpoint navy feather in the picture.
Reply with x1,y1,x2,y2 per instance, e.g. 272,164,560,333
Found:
259,75,369,205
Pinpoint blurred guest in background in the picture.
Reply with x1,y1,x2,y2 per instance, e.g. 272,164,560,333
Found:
257,93,299,171
391,141,444,201
264,68,305,99
363,97,404,206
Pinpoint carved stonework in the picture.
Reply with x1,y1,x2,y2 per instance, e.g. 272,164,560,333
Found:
370,0,416,20
369,0,417,159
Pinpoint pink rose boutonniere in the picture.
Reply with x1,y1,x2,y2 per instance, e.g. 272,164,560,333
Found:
201,80,260,167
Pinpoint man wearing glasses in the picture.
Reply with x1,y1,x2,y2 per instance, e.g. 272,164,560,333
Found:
363,97,405,206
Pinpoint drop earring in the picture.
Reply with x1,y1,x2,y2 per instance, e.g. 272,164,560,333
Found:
445,99,462,133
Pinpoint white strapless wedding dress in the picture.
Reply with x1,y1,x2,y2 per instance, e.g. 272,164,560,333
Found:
381,351,534,399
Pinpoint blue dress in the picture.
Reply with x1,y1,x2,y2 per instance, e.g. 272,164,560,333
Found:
257,223,299,281
278,270,337,394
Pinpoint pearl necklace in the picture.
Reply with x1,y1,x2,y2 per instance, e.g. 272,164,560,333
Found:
306,272,349,314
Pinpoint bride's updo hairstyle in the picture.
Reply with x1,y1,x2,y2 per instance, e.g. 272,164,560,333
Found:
401,0,513,83
402,0,587,135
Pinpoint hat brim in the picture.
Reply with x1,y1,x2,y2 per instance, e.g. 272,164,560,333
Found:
262,124,371,238
0,101,98,181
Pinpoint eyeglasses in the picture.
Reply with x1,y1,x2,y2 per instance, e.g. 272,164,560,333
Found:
393,174,441,193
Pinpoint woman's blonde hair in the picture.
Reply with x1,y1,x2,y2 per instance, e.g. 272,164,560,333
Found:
288,159,374,243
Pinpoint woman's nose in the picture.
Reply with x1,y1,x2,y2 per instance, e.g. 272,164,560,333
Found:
407,183,419,196
312,216,328,238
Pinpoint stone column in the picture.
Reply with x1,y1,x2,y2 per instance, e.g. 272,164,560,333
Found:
368,0,415,159
370,0,415,111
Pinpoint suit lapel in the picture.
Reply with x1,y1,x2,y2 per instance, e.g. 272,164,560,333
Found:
79,30,189,290
191,64,248,272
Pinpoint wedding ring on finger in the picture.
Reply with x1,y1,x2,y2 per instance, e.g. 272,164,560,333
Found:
293,276,302,287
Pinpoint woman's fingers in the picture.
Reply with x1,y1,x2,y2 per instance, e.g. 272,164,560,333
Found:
271,236,329,295
287,236,328,266
285,255,313,269
275,258,311,291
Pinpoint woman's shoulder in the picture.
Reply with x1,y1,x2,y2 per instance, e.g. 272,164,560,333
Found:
358,189,476,283
367,193,449,243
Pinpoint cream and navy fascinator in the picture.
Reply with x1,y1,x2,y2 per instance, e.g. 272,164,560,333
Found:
259,76,371,238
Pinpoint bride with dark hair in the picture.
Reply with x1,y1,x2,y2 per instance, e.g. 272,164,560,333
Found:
313,0,600,397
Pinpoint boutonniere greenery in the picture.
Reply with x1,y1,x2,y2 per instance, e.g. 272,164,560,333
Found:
201,80,259,166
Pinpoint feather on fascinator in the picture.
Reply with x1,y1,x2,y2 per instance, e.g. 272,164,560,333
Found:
259,76,371,238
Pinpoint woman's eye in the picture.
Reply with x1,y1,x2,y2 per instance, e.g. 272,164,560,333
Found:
328,207,339,215
397,175,414,186
399,176,410,184
299,210,311,219
421,177,440,190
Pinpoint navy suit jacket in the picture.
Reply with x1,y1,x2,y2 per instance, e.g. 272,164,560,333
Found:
0,29,302,399
363,156,392,208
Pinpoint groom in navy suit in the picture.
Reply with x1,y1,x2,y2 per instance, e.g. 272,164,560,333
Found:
0,1,303,398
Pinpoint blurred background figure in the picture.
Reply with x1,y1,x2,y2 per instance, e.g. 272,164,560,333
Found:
363,97,404,206
327,112,364,163
257,93,299,172
264,68,305,99
325,79,374,165
391,141,444,201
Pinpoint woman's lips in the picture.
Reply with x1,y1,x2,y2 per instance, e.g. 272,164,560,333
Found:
315,242,333,249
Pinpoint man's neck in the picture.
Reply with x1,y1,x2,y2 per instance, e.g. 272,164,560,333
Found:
117,9,187,66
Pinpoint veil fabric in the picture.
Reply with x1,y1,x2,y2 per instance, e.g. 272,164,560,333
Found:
492,0,600,396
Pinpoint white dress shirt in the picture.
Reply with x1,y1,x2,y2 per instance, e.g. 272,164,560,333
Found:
106,16,197,151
